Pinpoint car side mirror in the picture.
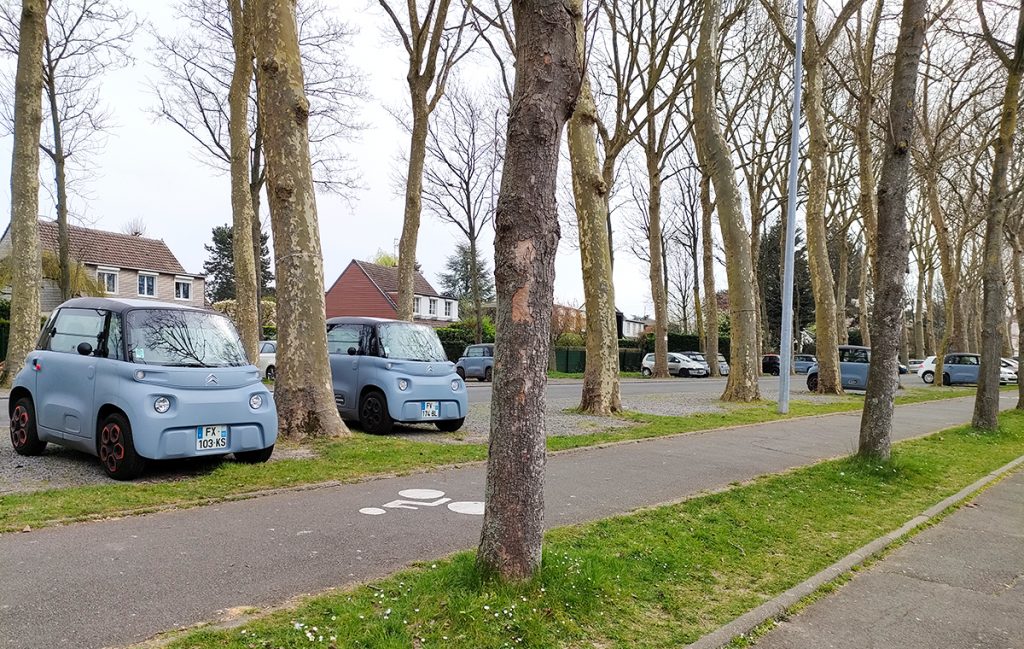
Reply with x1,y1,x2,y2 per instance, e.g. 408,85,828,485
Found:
77,342,93,356
347,347,357,356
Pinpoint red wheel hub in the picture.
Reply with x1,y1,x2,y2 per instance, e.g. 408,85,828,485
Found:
99,424,125,472
10,405,29,446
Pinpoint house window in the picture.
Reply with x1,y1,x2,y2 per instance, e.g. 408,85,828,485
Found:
174,278,192,301
428,298,437,316
138,273,156,297
97,268,118,294
414,297,421,314
444,301,452,317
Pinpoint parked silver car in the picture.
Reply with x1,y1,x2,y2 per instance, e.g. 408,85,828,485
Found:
641,352,707,377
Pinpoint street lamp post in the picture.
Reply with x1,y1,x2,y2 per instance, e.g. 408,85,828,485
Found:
779,0,805,414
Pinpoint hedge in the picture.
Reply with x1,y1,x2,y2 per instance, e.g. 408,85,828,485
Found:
639,332,732,358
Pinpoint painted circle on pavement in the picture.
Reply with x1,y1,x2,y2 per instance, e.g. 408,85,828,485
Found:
398,488,446,500
447,501,485,516
359,507,387,516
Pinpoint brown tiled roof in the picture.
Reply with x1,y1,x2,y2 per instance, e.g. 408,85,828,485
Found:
354,260,441,298
37,220,193,275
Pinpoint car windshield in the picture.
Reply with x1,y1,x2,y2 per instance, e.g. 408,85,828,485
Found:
689,353,706,362
126,309,247,367
379,323,447,362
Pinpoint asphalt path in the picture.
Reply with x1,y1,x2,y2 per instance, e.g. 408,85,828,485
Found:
0,394,1009,649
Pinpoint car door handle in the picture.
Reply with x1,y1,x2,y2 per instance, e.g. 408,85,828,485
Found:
87,365,95,379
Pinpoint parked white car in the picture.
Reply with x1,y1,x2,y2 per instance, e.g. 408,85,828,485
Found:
641,352,707,378
917,356,936,383
257,340,277,381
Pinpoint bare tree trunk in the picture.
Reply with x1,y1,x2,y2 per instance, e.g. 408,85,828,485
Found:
805,58,842,394
646,137,669,379
1012,242,1024,409
836,231,849,344
569,78,621,414
252,112,265,326
42,47,72,302
477,0,581,581
229,0,260,363
253,0,348,440
692,241,704,349
397,100,428,321
700,173,720,375
925,266,937,355
2,0,47,387
469,235,483,343
928,177,965,383
859,0,925,459
913,264,926,358
858,251,871,346
973,5,1024,431
694,0,759,401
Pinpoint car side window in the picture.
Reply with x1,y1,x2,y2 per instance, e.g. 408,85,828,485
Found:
945,355,958,365
46,308,106,355
468,346,484,357
327,324,362,355
962,356,979,366
259,342,275,354
105,313,125,360
840,348,869,363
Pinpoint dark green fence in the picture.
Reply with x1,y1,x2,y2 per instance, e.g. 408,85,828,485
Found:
552,347,644,373
0,320,8,360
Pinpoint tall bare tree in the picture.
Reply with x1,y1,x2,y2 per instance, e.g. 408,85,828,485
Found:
378,0,473,321
422,82,501,343
228,0,260,362
694,0,761,401
253,0,347,440
858,0,927,460
1,0,46,387
477,0,581,582
0,0,134,301
762,0,866,394
973,0,1024,431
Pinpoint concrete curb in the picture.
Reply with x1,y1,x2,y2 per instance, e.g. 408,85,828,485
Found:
684,452,1024,649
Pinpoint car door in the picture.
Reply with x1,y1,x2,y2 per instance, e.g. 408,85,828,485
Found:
464,346,485,378
327,323,365,416
961,355,980,384
667,354,682,375
31,307,106,440
839,348,869,389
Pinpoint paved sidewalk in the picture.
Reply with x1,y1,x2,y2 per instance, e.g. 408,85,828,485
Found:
754,469,1024,649
0,395,1011,649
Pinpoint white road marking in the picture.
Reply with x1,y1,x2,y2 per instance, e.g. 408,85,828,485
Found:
447,501,484,515
398,488,446,499
359,507,387,515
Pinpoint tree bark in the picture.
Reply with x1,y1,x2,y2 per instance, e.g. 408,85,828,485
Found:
692,239,704,349
804,44,843,394
1012,240,1024,409
973,4,1024,431
858,250,871,346
700,173,720,376
693,0,759,401
2,0,47,387
836,231,849,344
43,44,71,302
858,0,925,460
646,131,669,379
913,263,926,358
469,235,483,343
397,99,429,321
251,111,265,327
254,0,348,440
229,0,261,363
477,0,581,581
569,78,621,414
925,266,937,355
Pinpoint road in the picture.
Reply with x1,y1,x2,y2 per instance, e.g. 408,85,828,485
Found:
0,395,1005,649
466,376,789,403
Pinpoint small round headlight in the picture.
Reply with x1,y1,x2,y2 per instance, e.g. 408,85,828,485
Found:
451,379,460,392
154,396,170,413
249,394,263,410
398,378,409,391
134,370,145,380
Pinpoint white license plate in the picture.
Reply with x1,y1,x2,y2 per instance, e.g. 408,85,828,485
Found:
196,425,228,451
421,401,440,418
691,369,706,376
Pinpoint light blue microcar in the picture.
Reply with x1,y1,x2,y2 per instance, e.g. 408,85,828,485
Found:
326,317,467,434
9,298,277,480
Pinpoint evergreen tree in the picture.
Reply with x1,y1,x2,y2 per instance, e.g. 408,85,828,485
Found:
438,242,495,303
202,224,274,302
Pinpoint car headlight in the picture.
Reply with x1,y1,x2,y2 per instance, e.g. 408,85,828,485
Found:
451,379,461,392
249,394,263,409
154,396,170,413
398,378,409,391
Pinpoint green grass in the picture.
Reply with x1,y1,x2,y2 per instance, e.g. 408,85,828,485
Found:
165,411,1024,649
0,385,983,533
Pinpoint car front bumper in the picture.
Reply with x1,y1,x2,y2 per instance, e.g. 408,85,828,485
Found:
387,376,468,422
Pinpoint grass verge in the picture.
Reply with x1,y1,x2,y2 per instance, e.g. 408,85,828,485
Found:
0,386,982,533
165,411,1024,649
547,371,644,379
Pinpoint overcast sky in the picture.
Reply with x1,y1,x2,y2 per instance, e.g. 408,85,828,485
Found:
0,1,671,318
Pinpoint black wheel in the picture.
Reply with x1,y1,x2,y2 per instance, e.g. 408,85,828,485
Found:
484,367,493,382
265,365,276,381
97,412,145,480
456,367,466,380
641,367,652,377
359,390,393,434
807,373,819,392
10,396,46,456
235,445,274,464
435,418,465,433
772,369,780,377
922,370,934,384
942,373,951,387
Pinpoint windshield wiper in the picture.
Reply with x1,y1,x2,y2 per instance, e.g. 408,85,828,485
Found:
164,362,209,368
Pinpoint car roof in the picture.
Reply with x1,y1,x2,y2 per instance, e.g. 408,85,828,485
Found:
57,296,211,315
838,345,870,351
326,316,395,325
